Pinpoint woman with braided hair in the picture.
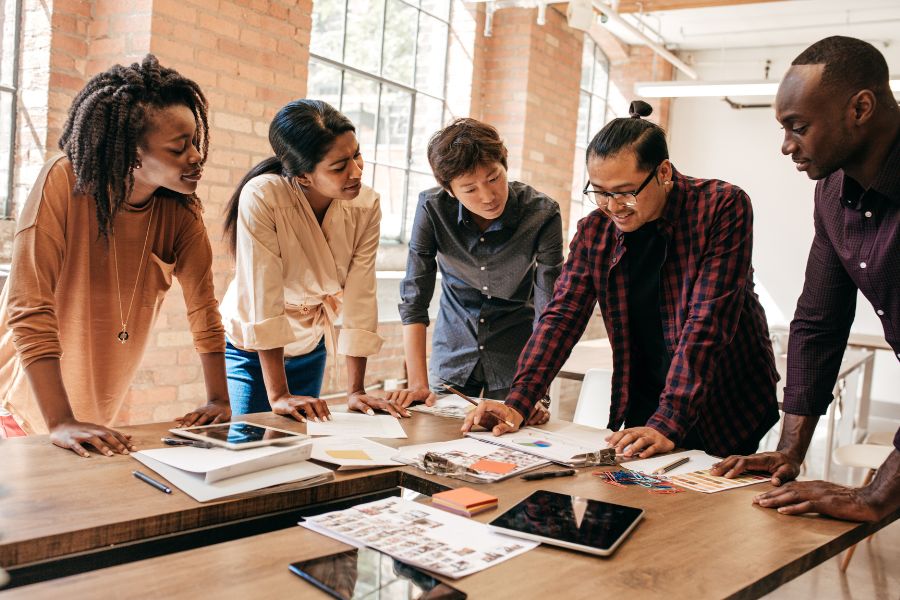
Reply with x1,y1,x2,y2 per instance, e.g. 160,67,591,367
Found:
0,55,231,457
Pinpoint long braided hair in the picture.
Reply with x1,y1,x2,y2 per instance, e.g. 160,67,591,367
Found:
58,54,209,238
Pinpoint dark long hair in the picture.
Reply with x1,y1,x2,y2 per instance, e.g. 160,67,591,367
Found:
58,54,209,238
223,99,356,255
586,100,668,171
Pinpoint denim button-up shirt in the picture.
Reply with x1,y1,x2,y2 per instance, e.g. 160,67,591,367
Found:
398,182,563,390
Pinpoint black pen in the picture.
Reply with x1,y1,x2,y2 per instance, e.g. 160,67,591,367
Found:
160,437,212,449
132,470,172,494
521,469,576,481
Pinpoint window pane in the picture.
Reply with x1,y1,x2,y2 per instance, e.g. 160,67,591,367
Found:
589,99,607,138
580,38,593,91
592,60,609,98
410,94,443,171
307,60,343,109
341,72,379,154
374,164,407,239
382,0,417,85
0,91,12,209
375,84,411,166
420,0,450,20
576,91,591,144
415,14,448,97
344,0,384,73
310,0,345,61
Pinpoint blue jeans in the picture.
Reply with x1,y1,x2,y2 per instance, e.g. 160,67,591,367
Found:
225,338,327,416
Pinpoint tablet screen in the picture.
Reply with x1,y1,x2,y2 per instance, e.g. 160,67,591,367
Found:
489,490,642,552
181,422,299,445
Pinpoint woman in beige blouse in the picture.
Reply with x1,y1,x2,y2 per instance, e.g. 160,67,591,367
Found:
221,100,405,421
0,55,231,455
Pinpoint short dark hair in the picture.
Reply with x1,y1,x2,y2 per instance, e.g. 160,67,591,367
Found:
223,99,355,254
586,100,668,172
792,36,891,97
427,118,508,190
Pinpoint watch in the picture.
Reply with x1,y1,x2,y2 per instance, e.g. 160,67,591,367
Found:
539,394,551,409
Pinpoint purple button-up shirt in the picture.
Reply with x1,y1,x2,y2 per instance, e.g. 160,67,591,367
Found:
783,134,900,452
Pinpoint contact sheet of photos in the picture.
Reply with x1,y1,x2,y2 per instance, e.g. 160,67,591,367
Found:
301,497,538,578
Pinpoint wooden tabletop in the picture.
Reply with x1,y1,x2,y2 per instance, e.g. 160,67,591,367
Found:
1,412,897,599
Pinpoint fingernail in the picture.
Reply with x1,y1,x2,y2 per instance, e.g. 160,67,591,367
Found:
367,409,374,416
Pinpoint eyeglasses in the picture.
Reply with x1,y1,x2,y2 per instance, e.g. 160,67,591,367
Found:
582,164,659,209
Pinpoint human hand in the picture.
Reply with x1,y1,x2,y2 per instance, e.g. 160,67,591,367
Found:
753,480,882,522
271,395,331,422
49,420,136,458
605,426,674,458
710,451,802,486
383,387,436,408
460,401,524,436
348,392,411,418
525,404,550,426
175,400,231,427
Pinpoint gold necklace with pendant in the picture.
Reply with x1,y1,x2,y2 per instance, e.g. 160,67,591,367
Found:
111,199,156,344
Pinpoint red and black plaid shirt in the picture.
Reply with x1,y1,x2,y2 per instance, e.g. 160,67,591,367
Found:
507,169,780,457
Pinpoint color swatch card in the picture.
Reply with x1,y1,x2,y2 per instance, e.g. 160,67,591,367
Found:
306,412,408,439
466,422,614,467
301,497,537,579
408,395,475,420
394,437,549,483
624,450,769,494
310,437,403,471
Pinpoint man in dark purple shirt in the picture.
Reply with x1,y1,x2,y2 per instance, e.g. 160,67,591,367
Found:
712,36,900,523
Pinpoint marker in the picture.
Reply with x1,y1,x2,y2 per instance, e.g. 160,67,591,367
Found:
133,470,172,494
653,456,690,475
442,384,517,429
521,469,576,481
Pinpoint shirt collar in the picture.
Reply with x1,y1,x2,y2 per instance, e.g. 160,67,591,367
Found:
839,130,900,207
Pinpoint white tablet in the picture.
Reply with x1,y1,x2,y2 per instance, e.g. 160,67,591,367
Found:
169,421,308,450
488,489,644,556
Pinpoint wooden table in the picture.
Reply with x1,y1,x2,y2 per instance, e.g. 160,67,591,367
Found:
1,413,897,599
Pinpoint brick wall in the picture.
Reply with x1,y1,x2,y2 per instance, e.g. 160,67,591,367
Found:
10,1,672,425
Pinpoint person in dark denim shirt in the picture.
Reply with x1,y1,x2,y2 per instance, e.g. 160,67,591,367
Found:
390,119,562,415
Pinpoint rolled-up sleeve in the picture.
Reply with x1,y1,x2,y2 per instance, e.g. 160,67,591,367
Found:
174,211,226,353
398,194,438,326
338,196,384,357
231,181,295,350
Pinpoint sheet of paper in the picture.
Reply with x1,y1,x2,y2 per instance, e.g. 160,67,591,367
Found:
466,424,611,466
306,412,407,439
624,450,769,493
132,453,332,502
136,443,312,483
394,437,548,483
408,395,474,420
301,497,537,579
310,437,403,471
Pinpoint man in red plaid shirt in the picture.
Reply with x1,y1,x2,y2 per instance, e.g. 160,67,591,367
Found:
464,101,779,459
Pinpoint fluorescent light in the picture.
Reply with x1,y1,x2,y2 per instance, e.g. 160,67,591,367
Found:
636,79,900,98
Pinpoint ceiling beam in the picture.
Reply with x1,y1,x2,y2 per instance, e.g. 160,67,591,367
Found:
614,0,781,13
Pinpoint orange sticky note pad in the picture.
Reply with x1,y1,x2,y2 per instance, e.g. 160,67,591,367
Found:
432,486,498,509
469,459,517,475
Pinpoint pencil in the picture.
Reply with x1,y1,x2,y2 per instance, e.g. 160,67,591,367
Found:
653,456,690,475
442,384,517,429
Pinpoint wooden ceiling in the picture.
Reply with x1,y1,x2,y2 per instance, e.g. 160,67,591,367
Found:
614,0,780,13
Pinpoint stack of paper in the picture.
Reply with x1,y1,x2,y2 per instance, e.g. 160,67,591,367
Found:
624,450,769,494
466,422,615,467
394,437,549,483
408,395,474,420
132,443,333,502
432,487,498,517
301,497,537,579
306,412,408,439
310,437,403,471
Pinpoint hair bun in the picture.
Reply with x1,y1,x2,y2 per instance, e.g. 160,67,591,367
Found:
628,100,653,119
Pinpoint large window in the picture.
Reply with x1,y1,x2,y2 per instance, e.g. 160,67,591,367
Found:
569,36,611,237
0,0,21,218
308,0,453,242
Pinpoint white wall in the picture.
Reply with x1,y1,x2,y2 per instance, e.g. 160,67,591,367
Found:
667,44,900,407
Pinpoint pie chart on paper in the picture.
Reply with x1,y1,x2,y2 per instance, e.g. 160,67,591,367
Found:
517,440,552,448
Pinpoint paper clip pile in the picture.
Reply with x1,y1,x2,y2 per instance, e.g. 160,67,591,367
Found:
593,469,681,494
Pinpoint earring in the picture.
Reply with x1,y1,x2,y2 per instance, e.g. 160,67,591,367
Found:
134,162,142,170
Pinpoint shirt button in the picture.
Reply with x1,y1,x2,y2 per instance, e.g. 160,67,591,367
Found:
479,345,484,350
479,318,485,323
480,266,486,271
612,257,618,264
864,211,873,218
859,262,867,269
876,309,885,316
482,286,488,290
487,295,492,299
479,237,485,242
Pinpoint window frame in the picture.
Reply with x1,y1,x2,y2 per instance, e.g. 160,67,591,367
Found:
1,0,22,218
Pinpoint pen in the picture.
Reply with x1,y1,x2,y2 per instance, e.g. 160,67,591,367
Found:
521,469,576,481
442,384,517,429
132,470,172,494
653,456,690,475
160,437,212,449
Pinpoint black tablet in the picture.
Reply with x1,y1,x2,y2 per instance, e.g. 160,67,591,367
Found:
488,489,643,556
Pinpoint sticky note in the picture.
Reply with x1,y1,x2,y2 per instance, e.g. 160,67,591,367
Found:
433,486,498,508
470,459,517,474
326,449,372,460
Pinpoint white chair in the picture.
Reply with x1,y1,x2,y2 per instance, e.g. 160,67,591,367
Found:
832,442,893,572
573,368,613,430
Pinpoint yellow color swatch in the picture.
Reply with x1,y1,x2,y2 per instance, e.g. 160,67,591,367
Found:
326,449,372,460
